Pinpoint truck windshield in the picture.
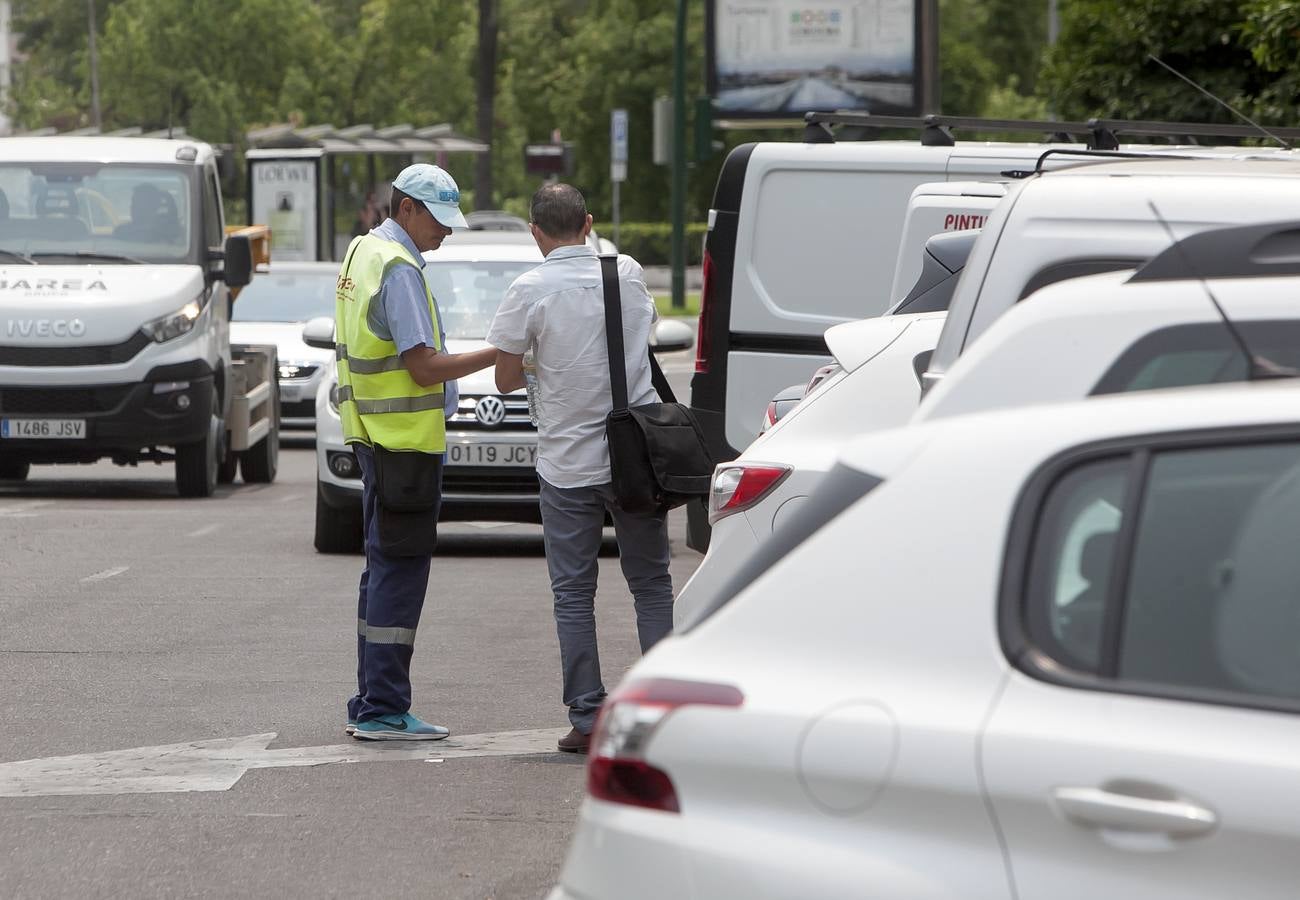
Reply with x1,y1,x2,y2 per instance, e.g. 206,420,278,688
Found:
0,163,193,263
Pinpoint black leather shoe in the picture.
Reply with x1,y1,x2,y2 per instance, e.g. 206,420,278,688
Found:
557,727,591,754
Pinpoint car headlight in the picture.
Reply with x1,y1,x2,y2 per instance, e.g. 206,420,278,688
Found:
279,362,319,380
328,382,341,413
142,296,205,343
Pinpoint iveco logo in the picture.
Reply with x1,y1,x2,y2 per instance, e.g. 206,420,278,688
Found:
7,318,87,338
474,395,506,427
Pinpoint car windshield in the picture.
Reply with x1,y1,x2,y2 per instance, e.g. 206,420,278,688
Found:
233,268,338,322
0,163,193,263
423,260,539,339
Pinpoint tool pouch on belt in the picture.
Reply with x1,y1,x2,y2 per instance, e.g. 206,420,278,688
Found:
371,445,442,557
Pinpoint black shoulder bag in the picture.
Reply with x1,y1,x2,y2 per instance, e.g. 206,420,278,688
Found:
601,255,716,516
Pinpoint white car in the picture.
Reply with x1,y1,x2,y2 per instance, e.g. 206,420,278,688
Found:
552,380,1300,900
674,222,1300,627
313,234,544,553
675,311,944,626
229,262,338,430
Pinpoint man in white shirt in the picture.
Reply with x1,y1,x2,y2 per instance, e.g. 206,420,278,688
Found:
487,183,674,753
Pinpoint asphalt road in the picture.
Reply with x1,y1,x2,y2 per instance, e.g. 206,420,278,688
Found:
0,356,705,899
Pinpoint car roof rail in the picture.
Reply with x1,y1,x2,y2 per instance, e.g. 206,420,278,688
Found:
1000,148,1200,179
801,111,1300,148
1129,220,1300,282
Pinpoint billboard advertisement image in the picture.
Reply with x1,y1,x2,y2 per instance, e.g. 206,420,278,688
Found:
710,0,919,117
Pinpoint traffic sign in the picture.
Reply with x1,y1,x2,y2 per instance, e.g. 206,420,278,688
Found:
611,109,628,181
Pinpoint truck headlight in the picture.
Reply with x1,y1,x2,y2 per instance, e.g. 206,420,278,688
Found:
142,297,205,343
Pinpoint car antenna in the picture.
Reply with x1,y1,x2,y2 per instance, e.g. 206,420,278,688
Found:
1148,54,1292,150
1146,200,1297,380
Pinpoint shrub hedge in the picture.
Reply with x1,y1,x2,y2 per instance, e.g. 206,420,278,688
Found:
598,222,708,266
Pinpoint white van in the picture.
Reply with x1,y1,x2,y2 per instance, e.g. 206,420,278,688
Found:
924,156,1300,392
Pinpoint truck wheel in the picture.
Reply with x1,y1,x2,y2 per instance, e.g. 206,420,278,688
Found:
314,484,363,554
241,380,279,483
0,459,29,481
176,396,221,498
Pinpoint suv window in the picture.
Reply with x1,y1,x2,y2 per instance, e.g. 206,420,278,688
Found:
1016,438,1300,708
1092,321,1300,395
203,170,223,249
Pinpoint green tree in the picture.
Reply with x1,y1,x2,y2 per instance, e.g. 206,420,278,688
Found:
9,0,122,130
1040,0,1259,123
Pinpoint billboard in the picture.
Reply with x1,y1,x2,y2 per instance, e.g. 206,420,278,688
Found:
708,0,920,118
250,158,318,262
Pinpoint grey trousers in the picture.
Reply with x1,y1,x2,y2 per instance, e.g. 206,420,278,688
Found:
538,478,675,734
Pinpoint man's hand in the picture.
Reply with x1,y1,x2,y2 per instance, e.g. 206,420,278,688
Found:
401,345,498,387
495,351,525,393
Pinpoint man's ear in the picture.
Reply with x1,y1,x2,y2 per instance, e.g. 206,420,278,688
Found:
582,213,593,238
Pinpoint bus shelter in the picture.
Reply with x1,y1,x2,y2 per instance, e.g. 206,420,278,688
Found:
245,123,488,262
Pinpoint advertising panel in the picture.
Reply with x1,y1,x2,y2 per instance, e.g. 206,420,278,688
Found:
250,159,318,261
709,0,919,117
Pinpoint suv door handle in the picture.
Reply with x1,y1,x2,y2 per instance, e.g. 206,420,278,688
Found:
1052,786,1217,837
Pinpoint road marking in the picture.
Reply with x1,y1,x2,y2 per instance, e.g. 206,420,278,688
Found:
0,501,53,518
80,566,129,584
0,727,570,798
186,523,221,538
276,493,301,504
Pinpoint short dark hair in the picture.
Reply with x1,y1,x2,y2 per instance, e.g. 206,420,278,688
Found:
530,183,587,238
390,186,413,215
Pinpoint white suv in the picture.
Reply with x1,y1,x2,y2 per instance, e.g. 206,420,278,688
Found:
553,380,1300,900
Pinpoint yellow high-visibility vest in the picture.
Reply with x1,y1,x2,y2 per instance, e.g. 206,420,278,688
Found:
334,234,445,452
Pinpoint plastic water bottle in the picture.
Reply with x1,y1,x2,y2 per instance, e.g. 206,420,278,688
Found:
523,348,540,426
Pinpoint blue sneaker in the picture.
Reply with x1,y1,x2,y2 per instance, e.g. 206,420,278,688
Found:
353,713,450,741
345,719,357,736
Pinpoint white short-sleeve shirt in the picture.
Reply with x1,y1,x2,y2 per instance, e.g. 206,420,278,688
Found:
487,244,659,489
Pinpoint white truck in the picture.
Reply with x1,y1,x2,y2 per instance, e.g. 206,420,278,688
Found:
0,137,279,496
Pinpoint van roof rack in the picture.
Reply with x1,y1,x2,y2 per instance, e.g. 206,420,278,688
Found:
1129,220,1300,282
802,112,1300,150
1000,148,1200,179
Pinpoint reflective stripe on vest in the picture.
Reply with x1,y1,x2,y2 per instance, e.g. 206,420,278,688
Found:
334,234,446,452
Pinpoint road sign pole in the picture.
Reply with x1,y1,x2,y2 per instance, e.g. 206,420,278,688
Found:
670,0,687,310
611,108,628,250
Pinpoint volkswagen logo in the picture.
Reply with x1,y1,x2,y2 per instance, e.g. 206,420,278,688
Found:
474,395,507,427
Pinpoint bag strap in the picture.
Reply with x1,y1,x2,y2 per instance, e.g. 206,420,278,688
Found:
601,255,630,412
600,254,679,408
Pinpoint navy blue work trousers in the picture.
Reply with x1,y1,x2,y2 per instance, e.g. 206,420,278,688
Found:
347,444,440,723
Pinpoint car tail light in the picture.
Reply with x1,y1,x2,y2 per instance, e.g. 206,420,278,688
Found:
694,247,715,375
587,677,744,813
762,400,779,431
709,463,792,523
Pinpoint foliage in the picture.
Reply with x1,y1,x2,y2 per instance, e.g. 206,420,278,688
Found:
606,221,707,266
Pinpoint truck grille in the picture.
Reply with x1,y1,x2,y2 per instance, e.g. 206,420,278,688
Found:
0,384,134,414
0,331,151,366
447,394,535,431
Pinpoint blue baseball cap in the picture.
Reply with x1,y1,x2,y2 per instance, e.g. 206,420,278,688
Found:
392,163,468,229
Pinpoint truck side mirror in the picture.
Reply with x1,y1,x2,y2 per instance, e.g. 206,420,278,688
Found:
302,316,336,350
222,234,253,288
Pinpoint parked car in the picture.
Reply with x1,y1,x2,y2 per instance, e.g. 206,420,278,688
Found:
674,220,1300,628
553,380,1300,900
229,262,338,430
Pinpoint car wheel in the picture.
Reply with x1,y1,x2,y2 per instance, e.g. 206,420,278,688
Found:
176,394,221,498
314,483,363,553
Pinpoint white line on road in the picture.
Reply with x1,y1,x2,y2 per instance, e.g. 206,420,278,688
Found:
0,501,53,518
80,566,129,584
0,727,571,797
186,523,221,538
276,493,301,504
